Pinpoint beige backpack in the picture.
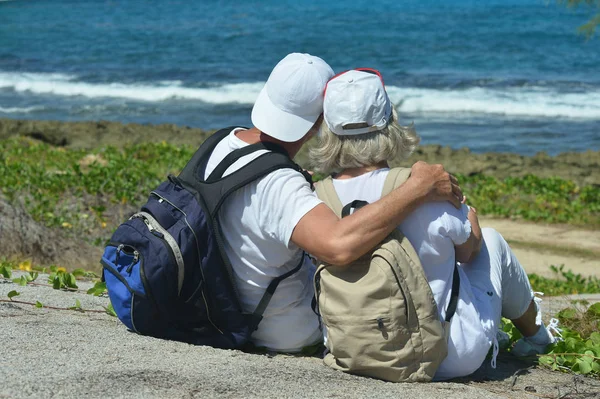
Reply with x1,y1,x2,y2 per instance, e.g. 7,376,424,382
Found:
313,168,459,382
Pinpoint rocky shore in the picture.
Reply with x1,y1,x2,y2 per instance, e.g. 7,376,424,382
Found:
1,118,599,186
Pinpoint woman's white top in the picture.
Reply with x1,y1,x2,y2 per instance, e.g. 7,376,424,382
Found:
332,168,494,379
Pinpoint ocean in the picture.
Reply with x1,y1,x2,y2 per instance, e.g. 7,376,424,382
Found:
1,0,599,155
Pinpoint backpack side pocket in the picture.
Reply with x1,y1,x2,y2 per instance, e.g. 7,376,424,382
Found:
102,243,147,332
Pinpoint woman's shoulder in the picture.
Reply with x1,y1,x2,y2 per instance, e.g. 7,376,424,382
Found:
402,202,470,233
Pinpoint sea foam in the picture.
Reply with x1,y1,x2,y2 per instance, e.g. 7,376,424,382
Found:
386,86,600,120
0,72,263,104
1,71,599,120
0,106,43,113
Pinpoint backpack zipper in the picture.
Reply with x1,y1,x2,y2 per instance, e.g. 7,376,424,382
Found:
149,191,222,334
131,212,184,295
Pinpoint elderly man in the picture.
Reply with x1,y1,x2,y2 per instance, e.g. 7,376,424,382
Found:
202,53,463,352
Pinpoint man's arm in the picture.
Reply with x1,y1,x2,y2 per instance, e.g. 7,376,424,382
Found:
291,162,463,265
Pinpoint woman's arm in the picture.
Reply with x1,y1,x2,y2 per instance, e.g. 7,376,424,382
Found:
454,205,482,263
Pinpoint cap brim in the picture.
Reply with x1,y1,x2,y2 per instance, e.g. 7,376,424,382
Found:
251,86,320,143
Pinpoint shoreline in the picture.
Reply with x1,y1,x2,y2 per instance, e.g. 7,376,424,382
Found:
1,118,599,186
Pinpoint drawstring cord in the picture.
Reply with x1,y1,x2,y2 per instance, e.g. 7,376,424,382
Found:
533,291,544,326
547,318,563,340
491,336,499,369
533,291,562,341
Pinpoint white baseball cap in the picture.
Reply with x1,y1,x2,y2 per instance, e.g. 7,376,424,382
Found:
323,69,393,136
251,53,334,142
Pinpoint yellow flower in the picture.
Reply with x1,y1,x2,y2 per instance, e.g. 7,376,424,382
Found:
18,260,32,271
101,222,107,228
57,267,67,273
61,222,73,229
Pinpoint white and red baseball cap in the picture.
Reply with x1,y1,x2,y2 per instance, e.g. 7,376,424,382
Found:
323,68,392,136
251,53,334,142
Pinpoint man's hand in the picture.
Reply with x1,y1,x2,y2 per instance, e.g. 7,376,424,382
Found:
409,161,463,208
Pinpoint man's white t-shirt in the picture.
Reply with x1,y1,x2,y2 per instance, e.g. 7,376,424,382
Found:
203,128,323,352
332,168,494,380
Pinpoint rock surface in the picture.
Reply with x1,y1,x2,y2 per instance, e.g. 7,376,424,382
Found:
0,196,102,271
1,275,599,399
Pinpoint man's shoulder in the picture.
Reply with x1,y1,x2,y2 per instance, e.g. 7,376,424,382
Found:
256,167,312,193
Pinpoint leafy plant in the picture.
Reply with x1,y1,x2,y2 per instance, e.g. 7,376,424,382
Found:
2,288,108,314
48,265,79,290
540,303,600,376
7,290,20,299
528,265,600,296
457,173,600,226
12,272,38,286
0,262,12,279
68,299,83,312
501,302,600,376
87,281,108,296
104,302,117,317
1,260,114,315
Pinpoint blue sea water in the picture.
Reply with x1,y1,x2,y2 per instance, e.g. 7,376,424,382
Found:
1,0,599,155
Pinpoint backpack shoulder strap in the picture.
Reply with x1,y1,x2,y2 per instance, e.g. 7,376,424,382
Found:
178,126,245,186
382,167,461,323
314,176,344,217
211,152,306,217
381,167,411,197
206,141,288,183
176,131,311,218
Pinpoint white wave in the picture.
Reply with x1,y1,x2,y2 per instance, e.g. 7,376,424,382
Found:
0,71,263,103
386,86,600,120
0,105,43,113
1,71,599,119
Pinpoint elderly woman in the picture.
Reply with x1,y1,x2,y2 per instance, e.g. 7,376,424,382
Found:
310,69,559,380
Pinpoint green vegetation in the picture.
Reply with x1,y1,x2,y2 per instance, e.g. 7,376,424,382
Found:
499,266,600,378
48,265,80,290
457,173,600,226
1,138,599,248
502,303,600,377
559,0,600,37
0,261,114,316
0,137,194,241
528,265,600,296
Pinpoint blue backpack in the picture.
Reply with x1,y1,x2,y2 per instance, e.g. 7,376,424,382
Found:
101,127,312,349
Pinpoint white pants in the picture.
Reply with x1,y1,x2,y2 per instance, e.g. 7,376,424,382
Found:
462,227,533,324
457,225,535,373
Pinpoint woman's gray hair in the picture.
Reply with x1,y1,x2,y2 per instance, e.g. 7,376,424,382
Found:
309,108,420,174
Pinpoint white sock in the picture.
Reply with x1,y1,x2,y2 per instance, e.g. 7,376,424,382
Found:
526,323,552,346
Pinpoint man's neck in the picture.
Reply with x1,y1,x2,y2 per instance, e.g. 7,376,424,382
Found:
335,162,390,180
235,127,298,158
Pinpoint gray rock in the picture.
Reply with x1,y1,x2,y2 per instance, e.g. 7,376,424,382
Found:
1,275,599,399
